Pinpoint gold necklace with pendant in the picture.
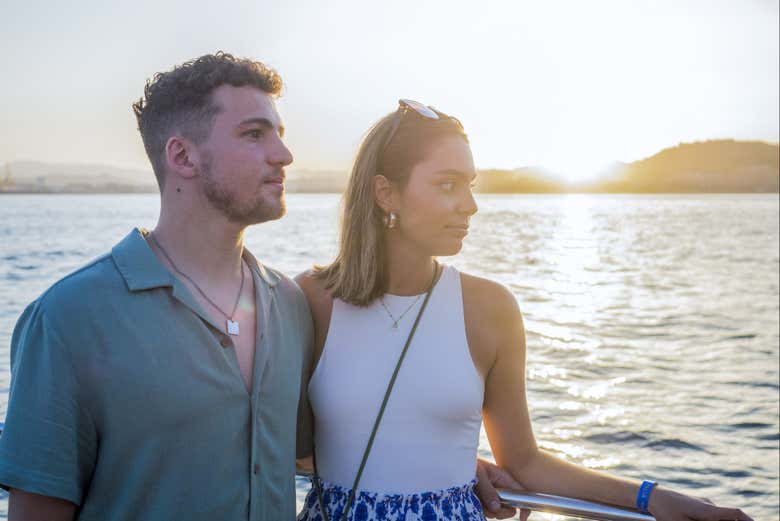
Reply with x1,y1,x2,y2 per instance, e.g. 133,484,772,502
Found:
148,233,245,336
379,294,423,330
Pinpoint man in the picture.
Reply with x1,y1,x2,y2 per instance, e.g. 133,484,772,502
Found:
0,52,523,521
0,52,312,520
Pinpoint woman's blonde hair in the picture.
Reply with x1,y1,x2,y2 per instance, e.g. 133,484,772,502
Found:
313,106,468,306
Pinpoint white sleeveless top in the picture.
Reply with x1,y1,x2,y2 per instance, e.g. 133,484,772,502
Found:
309,265,484,494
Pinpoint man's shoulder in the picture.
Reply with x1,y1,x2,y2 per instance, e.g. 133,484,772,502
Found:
35,252,123,318
255,263,312,325
257,263,305,299
11,252,124,358
259,262,289,283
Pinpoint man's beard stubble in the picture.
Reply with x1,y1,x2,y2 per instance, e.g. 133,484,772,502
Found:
199,156,286,225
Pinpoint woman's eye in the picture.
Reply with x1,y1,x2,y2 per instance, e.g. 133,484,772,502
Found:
441,182,455,191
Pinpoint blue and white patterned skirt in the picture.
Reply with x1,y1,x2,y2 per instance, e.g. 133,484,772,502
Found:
297,478,486,521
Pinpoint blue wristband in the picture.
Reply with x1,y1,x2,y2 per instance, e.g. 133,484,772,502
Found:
636,481,656,513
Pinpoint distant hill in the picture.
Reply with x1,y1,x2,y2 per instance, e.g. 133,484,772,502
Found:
285,169,348,193
474,140,778,193
0,161,350,194
0,161,157,193
590,140,779,193
2,140,777,193
284,167,570,194
474,167,565,193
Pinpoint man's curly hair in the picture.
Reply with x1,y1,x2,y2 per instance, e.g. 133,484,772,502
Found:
132,52,283,188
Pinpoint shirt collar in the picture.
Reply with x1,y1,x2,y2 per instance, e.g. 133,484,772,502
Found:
242,248,280,288
112,227,279,292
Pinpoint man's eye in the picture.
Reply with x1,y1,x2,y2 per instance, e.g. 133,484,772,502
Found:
245,129,263,139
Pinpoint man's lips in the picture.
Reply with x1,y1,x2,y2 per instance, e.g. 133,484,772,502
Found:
264,176,285,184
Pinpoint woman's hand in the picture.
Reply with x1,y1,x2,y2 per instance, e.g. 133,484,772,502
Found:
295,456,314,475
475,458,531,520
649,486,753,521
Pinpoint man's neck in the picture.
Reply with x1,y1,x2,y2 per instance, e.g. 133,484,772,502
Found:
151,207,246,283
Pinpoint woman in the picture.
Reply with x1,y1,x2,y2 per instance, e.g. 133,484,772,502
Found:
295,100,752,521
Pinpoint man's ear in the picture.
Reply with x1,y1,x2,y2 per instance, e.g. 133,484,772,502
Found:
373,174,395,213
164,136,199,181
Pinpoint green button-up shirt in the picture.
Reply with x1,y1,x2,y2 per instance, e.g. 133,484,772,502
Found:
0,228,313,520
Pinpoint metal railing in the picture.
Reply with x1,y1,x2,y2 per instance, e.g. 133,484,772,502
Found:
496,488,655,521
0,423,653,521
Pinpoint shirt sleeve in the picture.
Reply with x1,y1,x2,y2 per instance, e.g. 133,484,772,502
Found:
295,293,315,460
0,300,98,505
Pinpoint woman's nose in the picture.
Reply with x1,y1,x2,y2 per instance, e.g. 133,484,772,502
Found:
460,188,478,216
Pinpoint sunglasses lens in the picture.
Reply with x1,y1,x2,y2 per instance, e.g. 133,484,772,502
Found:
399,99,440,119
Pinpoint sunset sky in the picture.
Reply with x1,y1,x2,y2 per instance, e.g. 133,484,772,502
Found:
1,0,777,182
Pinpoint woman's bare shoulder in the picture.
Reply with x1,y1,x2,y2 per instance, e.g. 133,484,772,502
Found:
459,271,526,376
460,271,525,357
295,270,334,322
459,271,522,321
295,269,327,294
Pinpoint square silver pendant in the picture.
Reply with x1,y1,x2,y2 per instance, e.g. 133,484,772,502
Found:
227,320,240,336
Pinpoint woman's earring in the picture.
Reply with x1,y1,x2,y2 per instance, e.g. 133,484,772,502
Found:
384,211,398,229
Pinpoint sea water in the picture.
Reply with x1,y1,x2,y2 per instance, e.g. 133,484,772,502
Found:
0,194,777,520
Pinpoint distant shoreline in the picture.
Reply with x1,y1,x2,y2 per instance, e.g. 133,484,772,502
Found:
1,189,778,195
3,139,778,195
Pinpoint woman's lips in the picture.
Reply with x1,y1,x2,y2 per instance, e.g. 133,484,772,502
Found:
446,225,469,236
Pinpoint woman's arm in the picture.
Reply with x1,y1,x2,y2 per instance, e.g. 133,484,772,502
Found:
471,278,752,521
480,285,641,505
294,271,333,374
294,270,334,466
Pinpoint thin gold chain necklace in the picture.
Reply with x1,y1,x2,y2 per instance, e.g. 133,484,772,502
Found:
379,294,423,330
379,264,440,329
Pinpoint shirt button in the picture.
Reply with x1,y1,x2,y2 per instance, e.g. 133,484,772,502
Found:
253,463,260,475
220,338,231,348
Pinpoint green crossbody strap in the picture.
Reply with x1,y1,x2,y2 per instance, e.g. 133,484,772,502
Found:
313,261,441,521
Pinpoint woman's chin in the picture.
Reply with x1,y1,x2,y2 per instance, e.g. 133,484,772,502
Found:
434,240,465,257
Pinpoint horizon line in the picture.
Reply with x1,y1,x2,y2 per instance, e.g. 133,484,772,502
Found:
3,137,778,176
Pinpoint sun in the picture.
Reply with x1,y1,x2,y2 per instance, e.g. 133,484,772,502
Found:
543,156,620,186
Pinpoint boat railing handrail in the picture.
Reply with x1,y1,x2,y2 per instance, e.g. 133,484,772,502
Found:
0,424,654,521
495,488,655,521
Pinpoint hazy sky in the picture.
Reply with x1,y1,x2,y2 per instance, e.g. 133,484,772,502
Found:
1,0,777,181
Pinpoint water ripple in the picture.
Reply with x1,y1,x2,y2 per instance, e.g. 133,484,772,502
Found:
0,193,777,520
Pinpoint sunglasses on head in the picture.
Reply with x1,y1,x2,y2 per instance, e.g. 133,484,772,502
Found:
381,99,462,159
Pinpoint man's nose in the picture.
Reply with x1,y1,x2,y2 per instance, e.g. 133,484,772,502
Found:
270,137,293,167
